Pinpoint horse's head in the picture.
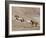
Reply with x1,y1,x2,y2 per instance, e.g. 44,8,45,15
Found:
15,15,19,18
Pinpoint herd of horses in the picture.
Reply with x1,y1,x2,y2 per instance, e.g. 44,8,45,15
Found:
14,15,39,27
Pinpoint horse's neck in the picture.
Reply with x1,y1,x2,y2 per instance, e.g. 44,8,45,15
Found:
16,18,18,20
18,18,22,19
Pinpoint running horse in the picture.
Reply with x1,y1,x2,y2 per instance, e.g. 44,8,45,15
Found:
31,20,38,27
15,15,24,22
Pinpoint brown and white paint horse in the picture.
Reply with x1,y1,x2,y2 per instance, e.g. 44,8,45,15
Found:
31,20,38,27
15,15,24,22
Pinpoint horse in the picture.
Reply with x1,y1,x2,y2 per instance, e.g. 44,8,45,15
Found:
15,15,24,22
31,20,38,27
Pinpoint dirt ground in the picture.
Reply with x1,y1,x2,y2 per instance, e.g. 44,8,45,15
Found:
12,7,40,31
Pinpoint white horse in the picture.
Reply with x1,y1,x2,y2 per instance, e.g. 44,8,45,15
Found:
16,18,24,22
25,19,32,24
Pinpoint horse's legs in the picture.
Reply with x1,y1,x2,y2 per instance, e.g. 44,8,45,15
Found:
35,23,38,27
20,19,24,22
31,22,35,27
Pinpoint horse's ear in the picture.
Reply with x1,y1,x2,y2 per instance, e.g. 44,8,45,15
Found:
31,20,32,22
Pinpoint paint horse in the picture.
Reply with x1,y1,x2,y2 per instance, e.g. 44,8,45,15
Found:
31,20,38,27
15,15,24,22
